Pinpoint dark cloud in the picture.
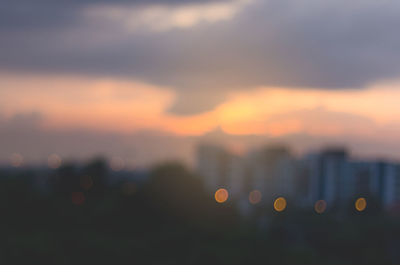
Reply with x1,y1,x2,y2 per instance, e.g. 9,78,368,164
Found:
0,0,228,31
1,0,400,113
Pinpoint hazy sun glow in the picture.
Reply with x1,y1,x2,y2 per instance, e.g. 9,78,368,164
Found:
217,82,400,137
3,73,400,144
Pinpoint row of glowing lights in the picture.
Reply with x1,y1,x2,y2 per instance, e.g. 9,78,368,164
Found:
214,188,368,213
8,153,127,171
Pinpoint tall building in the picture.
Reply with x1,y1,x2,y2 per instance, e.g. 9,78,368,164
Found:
350,161,400,207
348,161,376,197
247,145,295,202
373,162,400,209
350,160,400,210
196,144,247,199
305,148,351,206
196,144,231,191
196,143,400,213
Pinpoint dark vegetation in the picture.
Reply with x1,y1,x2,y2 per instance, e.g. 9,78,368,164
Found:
0,159,399,265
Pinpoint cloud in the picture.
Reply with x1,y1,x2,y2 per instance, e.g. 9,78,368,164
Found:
85,0,251,32
265,107,376,136
2,73,400,139
2,0,400,113
0,74,219,135
0,0,235,31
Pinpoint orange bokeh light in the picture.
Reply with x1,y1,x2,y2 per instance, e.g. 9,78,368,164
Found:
355,197,367,212
273,197,287,212
314,200,327,214
249,190,262,204
215,188,229,203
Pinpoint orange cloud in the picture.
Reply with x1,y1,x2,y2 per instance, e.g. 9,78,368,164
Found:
2,73,400,140
0,73,219,135
216,82,400,137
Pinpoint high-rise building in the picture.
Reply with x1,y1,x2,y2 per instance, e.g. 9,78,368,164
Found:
305,148,351,206
351,160,400,210
196,143,400,213
373,162,400,209
247,145,295,202
196,144,247,199
196,144,231,191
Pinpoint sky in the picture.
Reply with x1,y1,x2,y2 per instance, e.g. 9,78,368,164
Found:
2,0,400,167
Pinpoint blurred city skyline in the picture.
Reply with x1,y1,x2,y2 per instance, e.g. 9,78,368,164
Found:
3,1,400,264
2,125,400,168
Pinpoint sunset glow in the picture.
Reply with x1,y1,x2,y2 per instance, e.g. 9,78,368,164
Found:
3,0,400,166
2,73,400,141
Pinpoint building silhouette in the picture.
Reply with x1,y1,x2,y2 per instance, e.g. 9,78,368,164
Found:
196,143,400,214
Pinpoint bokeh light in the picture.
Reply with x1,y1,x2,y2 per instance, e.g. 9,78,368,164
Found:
10,153,23,168
80,175,93,190
314,200,327,214
110,157,125,171
47,154,62,169
215,188,229,203
71,192,85,205
273,197,287,212
355,197,367,212
249,190,262,204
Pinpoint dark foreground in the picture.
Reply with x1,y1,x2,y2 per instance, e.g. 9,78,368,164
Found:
1,160,399,265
